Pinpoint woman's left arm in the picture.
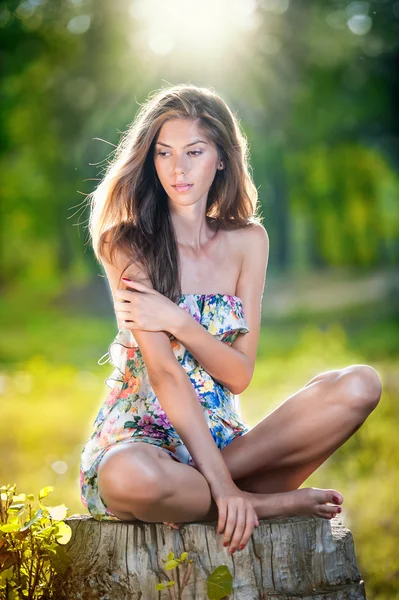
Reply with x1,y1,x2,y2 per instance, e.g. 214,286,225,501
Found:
170,224,269,395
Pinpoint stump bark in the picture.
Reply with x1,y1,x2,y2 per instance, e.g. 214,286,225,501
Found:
52,514,367,599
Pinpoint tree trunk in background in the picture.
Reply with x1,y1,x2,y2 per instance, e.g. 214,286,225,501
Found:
269,149,290,272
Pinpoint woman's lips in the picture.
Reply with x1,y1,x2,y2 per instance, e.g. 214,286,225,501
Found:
172,184,194,192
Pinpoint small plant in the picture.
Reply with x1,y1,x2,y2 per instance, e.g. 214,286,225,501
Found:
156,550,233,599
156,551,193,599
0,483,72,600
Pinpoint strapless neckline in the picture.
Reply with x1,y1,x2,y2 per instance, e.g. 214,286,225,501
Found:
98,291,250,387
178,293,242,303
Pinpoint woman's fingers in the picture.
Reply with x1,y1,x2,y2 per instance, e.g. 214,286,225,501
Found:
217,500,228,535
228,504,247,551
221,500,258,552
222,503,237,547
238,507,258,550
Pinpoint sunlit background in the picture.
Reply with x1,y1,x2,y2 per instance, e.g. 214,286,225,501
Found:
1,0,398,597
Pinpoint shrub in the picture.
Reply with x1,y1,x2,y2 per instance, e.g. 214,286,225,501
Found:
0,484,71,600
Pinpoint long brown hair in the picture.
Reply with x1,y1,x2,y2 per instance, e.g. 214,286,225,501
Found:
87,83,263,302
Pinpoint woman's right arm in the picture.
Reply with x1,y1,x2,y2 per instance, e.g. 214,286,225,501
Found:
149,363,234,486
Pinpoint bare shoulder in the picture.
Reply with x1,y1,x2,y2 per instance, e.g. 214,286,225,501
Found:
239,222,269,248
98,230,177,375
100,229,152,287
229,222,269,267
234,222,269,290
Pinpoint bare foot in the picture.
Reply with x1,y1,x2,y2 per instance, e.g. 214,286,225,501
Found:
162,487,343,528
248,487,344,520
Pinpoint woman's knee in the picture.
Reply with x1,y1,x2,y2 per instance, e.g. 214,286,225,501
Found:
339,364,382,414
98,443,169,506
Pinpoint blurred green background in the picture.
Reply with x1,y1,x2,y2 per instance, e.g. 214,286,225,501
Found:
0,0,398,597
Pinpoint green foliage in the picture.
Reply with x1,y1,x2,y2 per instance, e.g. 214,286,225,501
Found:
155,550,193,599
1,0,399,286
0,301,398,599
287,143,399,267
304,363,399,599
155,551,233,600
1,2,398,599
206,565,233,600
0,296,398,598
0,484,71,600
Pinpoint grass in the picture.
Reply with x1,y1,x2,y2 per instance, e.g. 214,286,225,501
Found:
0,281,398,599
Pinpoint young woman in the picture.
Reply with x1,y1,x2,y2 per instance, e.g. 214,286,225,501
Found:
79,84,382,555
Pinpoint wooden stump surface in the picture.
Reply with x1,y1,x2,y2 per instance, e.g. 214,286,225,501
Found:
52,514,367,599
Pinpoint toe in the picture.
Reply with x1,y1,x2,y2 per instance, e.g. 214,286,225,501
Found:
320,489,343,505
318,503,342,517
329,490,343,504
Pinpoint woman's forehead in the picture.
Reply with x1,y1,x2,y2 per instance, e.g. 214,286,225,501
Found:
156,118,209,144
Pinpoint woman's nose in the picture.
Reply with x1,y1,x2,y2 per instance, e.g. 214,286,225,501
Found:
173,156,189,173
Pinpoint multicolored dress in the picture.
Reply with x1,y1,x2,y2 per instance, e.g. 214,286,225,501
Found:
79,293,251,521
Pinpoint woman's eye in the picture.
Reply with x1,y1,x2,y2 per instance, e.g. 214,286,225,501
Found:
156,150,202,157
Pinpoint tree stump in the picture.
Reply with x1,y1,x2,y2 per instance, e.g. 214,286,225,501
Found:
52,514,367,599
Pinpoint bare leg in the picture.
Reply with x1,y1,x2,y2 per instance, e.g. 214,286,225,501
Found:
98,445,342,527
97,364,381,527
97,442,219,523
163,364,382,527
221,364,382,491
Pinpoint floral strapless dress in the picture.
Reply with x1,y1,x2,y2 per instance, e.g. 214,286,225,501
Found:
79,293,251,521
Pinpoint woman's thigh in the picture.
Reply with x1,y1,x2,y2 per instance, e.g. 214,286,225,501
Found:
221,365,380,484
97,441,179,520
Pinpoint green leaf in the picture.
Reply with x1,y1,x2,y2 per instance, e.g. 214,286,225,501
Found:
166,580,175,587
12,494,26,502
20,508,43,531
0,523,21,532
7,515,20,525
39,486,54,500
51,545,71,573
9,502,26,511
34,525,56,539
167,551,175,560
0,566,15,582
40,547,57,557
53,522,72,544
164,559,179,570
207,565,233,600
155,583,166,590
26,494,35,503
180,551,188,561
7,588,19,600
47,504,68,521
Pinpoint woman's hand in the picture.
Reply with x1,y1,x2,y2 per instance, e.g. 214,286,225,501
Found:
210,480,259,553
162,481,260,552
114,279,185,334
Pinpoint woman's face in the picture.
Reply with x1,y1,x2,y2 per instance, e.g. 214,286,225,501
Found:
153,118,222,208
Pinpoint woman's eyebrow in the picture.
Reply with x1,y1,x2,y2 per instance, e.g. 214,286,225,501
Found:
155,139,208,148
